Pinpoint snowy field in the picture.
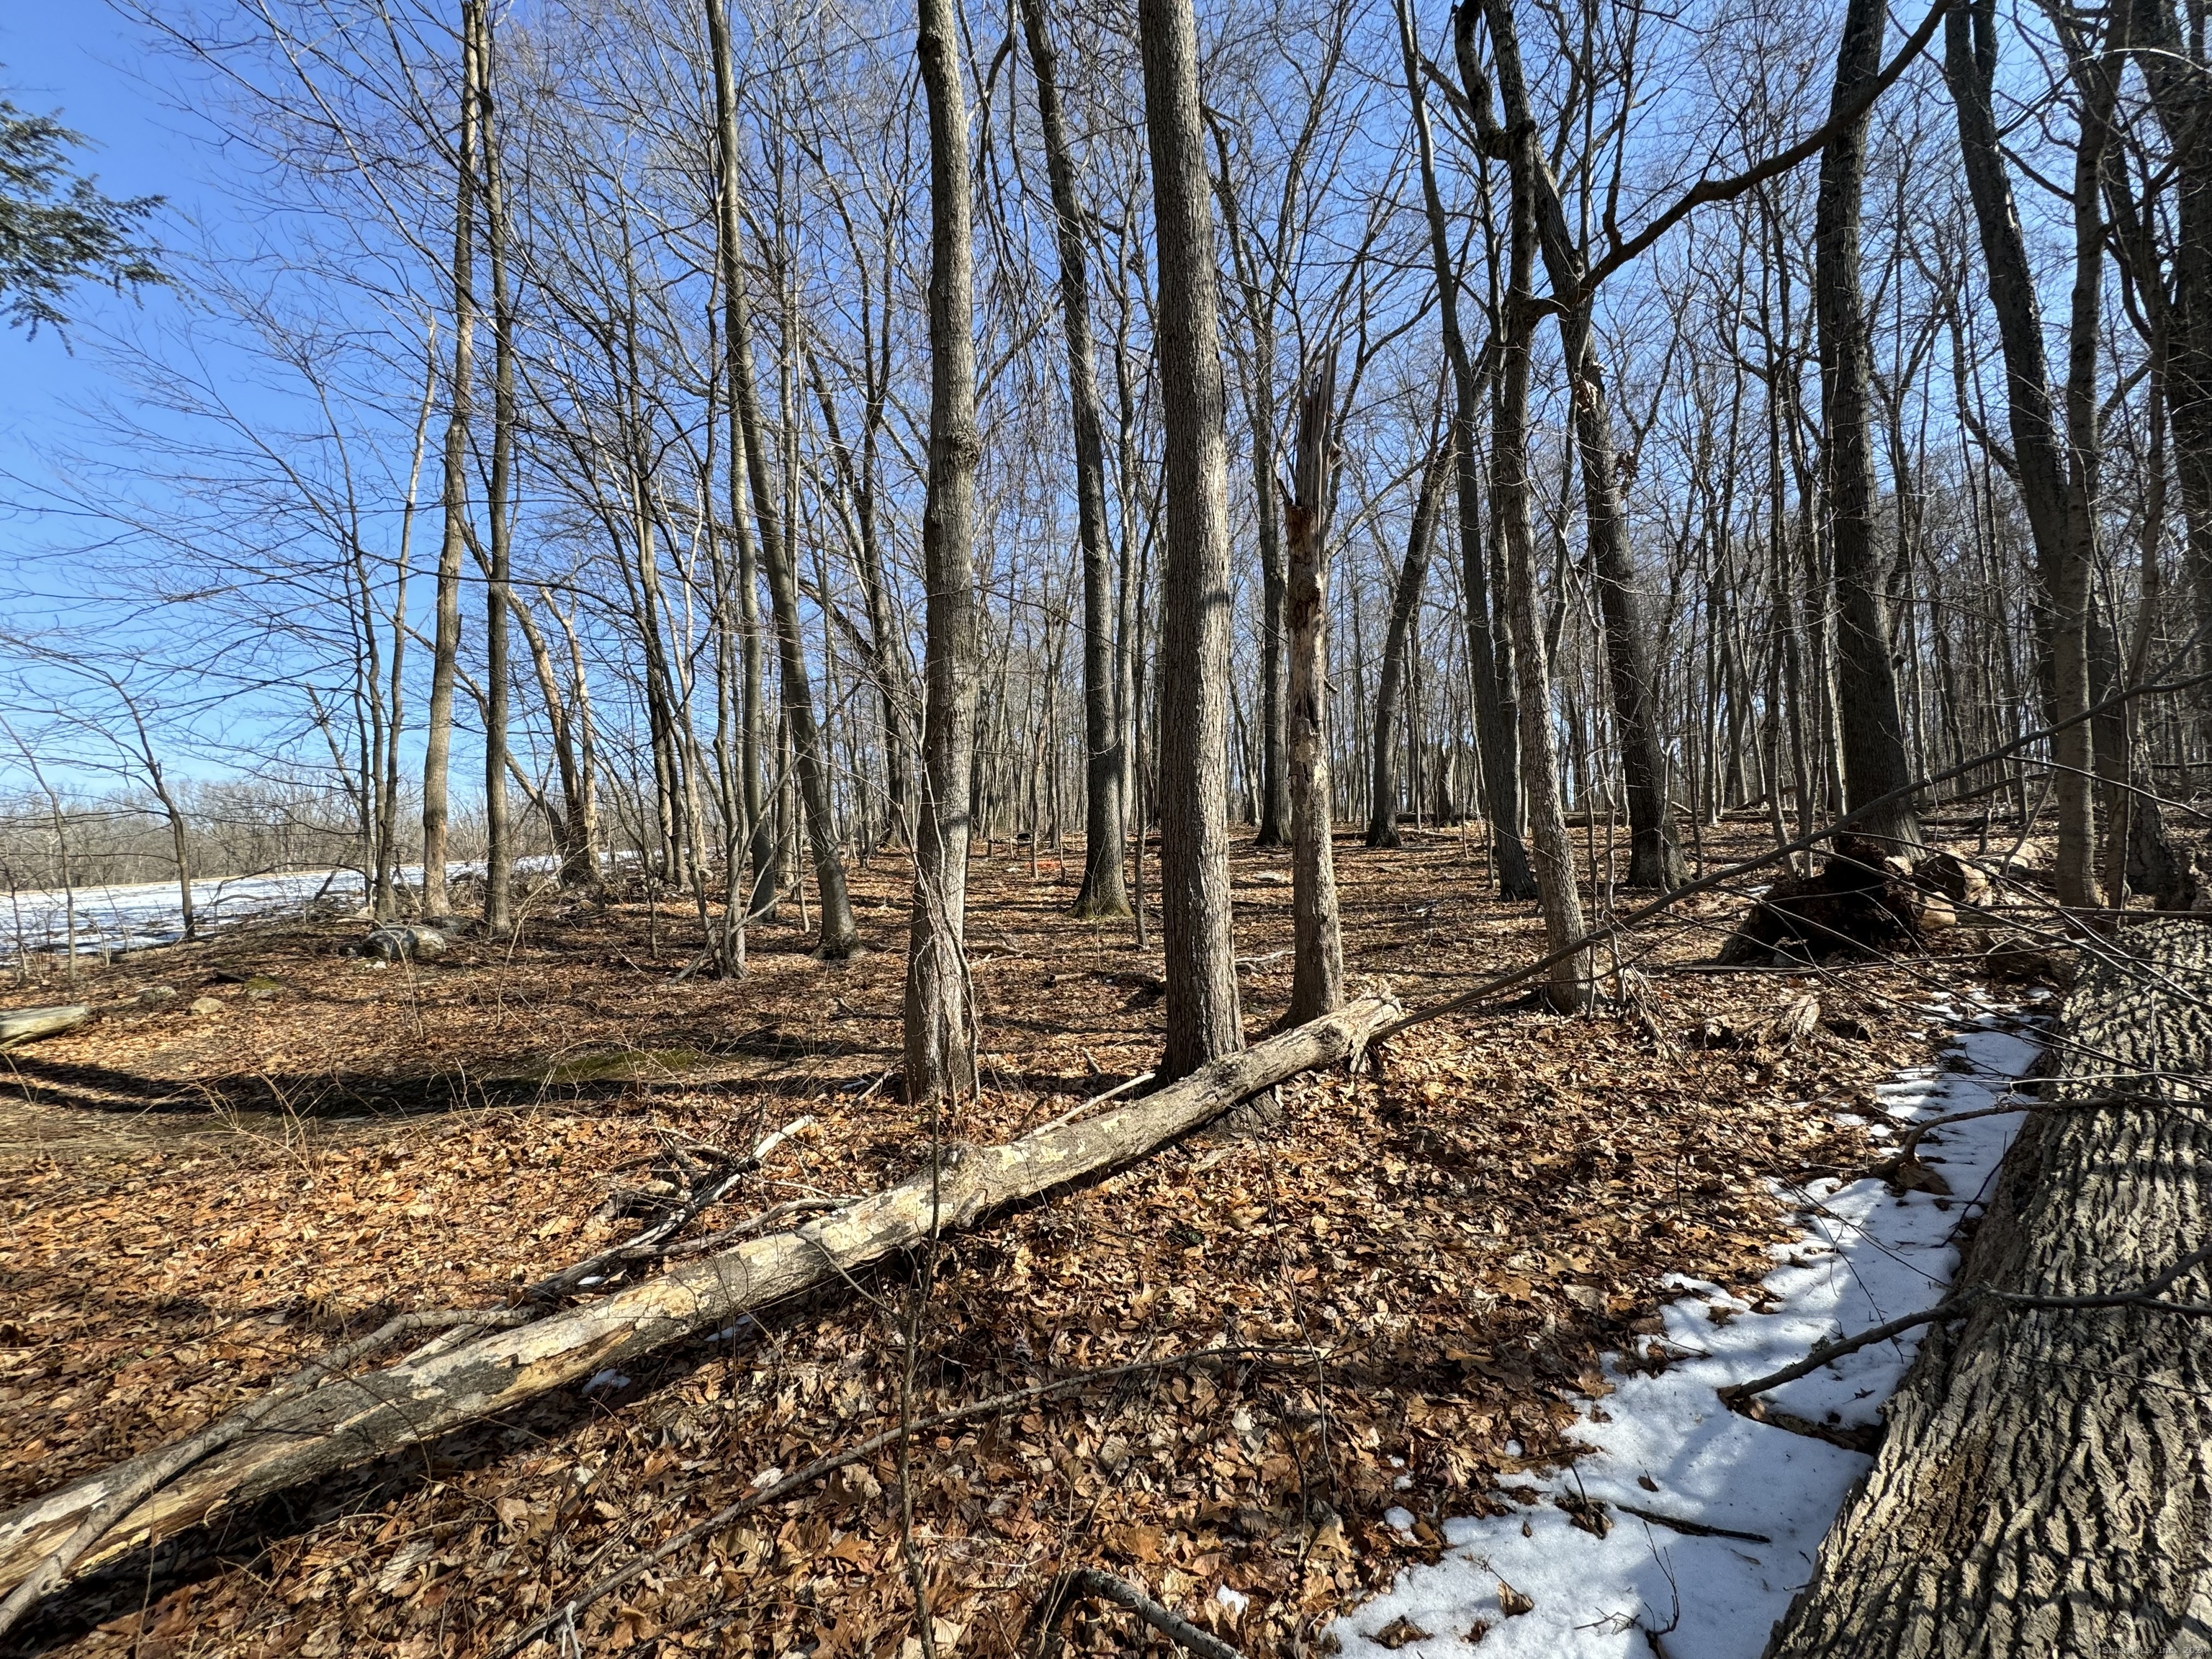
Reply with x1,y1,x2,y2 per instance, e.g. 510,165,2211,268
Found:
1328,996,2048,1658
0,869,377,960
0,858,572,961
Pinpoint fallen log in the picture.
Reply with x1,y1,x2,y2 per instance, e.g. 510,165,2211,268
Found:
1766,920,2212,1657
0,1004,91,1047
0,992,1398,1606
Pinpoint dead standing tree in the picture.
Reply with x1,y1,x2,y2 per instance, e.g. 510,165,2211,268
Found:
1285,352,1344,1022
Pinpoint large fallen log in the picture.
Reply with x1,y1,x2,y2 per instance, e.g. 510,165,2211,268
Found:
1766,921,2212,1657
0,992,1398,1604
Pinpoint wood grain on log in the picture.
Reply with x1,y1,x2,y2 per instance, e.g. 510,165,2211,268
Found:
0,1006,90,1047
0,993,1397,1601
1766,920,2212,1657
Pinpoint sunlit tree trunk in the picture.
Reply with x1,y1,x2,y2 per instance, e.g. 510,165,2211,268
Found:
1140,0,1244,1079
1815,0,1922,856
1018,0,1128,920
906,0,984,1104
420,3,478,920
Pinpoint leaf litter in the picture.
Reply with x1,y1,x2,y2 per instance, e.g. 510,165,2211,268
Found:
0,824,2039,1655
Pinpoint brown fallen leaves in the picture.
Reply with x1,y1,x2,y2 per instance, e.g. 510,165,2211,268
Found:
0,824,1994,1656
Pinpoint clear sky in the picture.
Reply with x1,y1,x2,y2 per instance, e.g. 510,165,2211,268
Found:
1,7,202,493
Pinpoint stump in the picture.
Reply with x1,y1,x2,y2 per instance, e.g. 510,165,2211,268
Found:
1766,920,2212,1657
1718,835,1948,966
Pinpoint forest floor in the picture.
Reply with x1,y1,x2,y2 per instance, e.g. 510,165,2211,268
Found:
0,822,2059,1658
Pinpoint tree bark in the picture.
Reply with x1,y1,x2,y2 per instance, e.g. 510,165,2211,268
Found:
1402,0,1537,902
1285,355,1343,1023
1140,0,1245,1080
1479,0,1683,893
1018,0,1129,920
1815,0,1923,857
0,994,1400,1606
1768,921,2212,1656
1491,93,1591,1012
1368,423,1450,849
907,0,984,1103
1942,0,2100,907
476,0,516,935
419,8,477,921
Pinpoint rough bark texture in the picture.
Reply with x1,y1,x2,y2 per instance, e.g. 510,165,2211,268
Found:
1017,0,1128,921
1482,0,1683,894
1767,919,2212,1658
420,11,477,922
1815,0,1923,858
1140,0,1244,1080
0,995,1399,1602
1367,426,1448,849
1285,356,1343,1023
907,0,983,1102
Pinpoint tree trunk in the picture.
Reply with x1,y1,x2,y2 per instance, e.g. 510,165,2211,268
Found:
1285,356,1343,1023
1018,0,1129,920
1815,0,1923,856
1768,921,2212,1656
1480,0,1682,893
0,995,1400,1608
420,9,477,922
477,0,516,935
1403,0,1537,902
1492,99,1592,1012
1942,0,2100,907
1141,0,1245,1080
907,0,984,1104
1369,423,1449,849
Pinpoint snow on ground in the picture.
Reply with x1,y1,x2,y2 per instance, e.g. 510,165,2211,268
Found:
0,857,572,961
1328,994,2049,1658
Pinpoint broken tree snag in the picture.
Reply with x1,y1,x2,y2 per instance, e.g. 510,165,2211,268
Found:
1766,920,2212,1658
0,993,1399,1606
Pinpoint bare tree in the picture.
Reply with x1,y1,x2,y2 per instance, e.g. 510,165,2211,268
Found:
1285,352,1343,1022
1140,0,1243,1079
1018,0,1128,920
907,0,984,1104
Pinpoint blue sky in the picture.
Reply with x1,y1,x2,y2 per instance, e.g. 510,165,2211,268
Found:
1,6,202,491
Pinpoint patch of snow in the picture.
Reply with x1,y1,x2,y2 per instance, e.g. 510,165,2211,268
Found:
1385,1507,1419,1533
1215,1586,1250,1616
1327,997,2048,1658
582,1370,630,1393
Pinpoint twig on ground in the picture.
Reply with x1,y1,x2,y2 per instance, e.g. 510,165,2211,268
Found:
488,1345,1318,1659
1028,1565,1249,1659
1720,1240,2212,1407
524,1115,814,1303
